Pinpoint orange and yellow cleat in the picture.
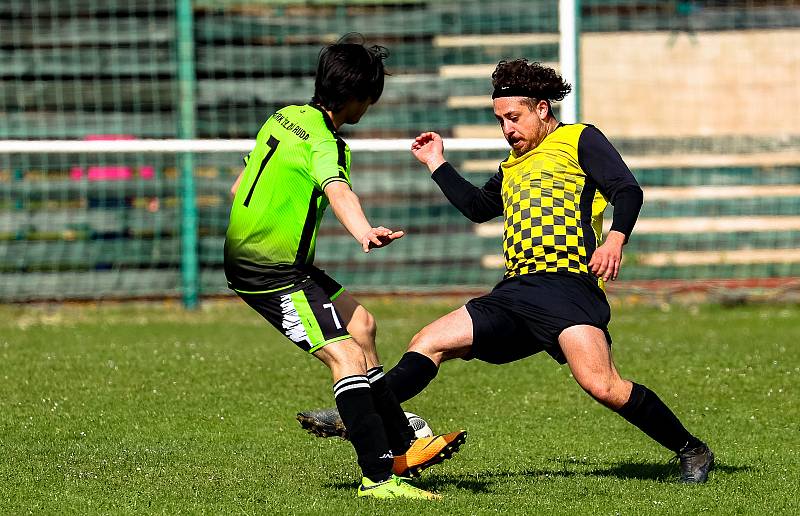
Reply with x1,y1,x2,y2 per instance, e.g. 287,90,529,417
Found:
392,430,468,477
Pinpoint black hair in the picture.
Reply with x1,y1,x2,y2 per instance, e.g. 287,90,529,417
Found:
492,59,571,112
312,33,389,113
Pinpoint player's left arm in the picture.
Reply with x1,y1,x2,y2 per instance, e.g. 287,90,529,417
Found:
578,126,644,281
230,169,244,197
313,138,403,252
325,181,404,253
230,152,251,197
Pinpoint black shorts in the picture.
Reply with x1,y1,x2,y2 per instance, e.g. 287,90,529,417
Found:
236,266,351,353
465,272,612,365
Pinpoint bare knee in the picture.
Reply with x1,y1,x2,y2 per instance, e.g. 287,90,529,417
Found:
349,307,377,343
408,329,467,366
408,330,426,350
316,339,366,372
582,380,615,405
577,377,631,410
406,330,436,362
405,306,473,365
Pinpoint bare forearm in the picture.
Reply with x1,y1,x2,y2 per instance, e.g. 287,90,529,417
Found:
330,188,372,242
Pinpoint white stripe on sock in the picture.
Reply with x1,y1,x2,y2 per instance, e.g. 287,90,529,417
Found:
334,381,370,397
334,375,368,389
367,366,384,383
333,375,370,397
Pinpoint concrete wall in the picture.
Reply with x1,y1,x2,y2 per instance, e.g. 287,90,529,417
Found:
582,29,800,138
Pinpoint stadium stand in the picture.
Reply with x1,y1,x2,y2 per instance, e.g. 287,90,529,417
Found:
1,0,800,302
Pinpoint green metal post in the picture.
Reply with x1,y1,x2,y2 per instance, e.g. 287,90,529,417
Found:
176,0,199,308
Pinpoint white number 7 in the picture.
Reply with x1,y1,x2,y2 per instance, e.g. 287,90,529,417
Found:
322,303,342,329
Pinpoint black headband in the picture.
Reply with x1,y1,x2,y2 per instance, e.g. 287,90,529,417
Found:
491,86,538,99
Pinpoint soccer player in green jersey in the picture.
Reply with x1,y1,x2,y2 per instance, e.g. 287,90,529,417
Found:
224,35,465,500
297,59,714,484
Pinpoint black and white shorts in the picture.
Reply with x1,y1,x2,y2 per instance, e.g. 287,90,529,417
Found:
465,272,612,365
236,266,351,353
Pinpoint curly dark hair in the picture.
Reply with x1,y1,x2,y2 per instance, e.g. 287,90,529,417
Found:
492,59,571,110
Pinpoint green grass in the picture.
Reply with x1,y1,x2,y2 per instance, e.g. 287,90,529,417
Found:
1,299,798,514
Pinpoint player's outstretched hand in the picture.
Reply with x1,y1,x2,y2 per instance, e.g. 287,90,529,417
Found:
361,226,405,253
588,230,626,281
411,132,446,172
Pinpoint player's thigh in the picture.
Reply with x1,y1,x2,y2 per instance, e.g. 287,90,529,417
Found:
331,290,381,369
332,290,376,338
559,325,630,406
408,306,475,364
237,279,350,355
559,325,615,379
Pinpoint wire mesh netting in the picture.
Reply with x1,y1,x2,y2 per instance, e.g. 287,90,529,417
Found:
2,0,800,302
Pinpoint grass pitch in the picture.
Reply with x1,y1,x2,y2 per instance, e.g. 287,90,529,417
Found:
1,299,798,514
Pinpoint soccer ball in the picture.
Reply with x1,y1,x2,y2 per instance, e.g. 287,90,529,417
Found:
404,411,433,439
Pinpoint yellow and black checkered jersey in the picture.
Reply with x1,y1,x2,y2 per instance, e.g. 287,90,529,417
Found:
432,123,643,285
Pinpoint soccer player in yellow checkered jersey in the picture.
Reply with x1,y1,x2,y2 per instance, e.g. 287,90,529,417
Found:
297,59,714,483
226,35,466,500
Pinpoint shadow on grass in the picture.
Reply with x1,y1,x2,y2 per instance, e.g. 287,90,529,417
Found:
326,461,750,495
587,461,750,482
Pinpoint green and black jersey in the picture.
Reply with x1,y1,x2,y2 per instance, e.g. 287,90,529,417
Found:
224,103,351,293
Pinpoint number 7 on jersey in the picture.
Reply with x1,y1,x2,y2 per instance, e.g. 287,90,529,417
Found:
243,135,280,207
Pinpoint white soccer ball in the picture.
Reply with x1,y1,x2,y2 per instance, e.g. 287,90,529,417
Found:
404,411,433,439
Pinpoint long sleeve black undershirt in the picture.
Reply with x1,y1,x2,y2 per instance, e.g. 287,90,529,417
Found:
577,125,643,239
431,125,643,241
430,163,503,223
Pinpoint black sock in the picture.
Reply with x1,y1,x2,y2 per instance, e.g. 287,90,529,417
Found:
368,366,416,455
384,351,439,403
333,375,393,483
616,383,704,453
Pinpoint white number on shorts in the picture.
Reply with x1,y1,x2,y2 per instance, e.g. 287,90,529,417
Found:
322,303,342,329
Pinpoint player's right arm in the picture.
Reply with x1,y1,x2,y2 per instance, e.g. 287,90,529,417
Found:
325,181,405,253
411,131,503,223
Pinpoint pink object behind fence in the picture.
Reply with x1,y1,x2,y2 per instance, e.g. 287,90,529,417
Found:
70,135,154,181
